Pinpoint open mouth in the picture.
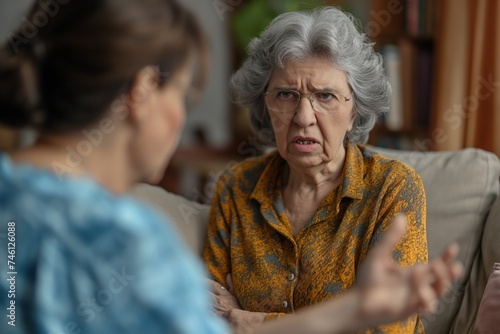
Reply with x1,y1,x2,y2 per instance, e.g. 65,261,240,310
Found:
295,139,317,145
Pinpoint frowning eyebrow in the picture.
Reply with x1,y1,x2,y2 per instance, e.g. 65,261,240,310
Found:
309,85,339,92
268,86,342,93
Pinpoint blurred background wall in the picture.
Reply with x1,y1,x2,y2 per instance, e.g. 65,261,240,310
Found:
0,0,232,150
0,0,498,201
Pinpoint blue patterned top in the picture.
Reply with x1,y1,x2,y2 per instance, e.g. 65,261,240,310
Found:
0,154,228,334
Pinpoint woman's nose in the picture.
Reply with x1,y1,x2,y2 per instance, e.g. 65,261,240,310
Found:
293,96,317,127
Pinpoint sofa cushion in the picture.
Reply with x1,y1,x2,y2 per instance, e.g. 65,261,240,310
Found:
371,147,500,334
129,183,210,254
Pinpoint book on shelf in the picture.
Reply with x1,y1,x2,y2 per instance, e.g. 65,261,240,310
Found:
416,45,433,127
381,44,404,131
399,38,416,131
379,40,434,132
365,0,437,38
405,0,437,37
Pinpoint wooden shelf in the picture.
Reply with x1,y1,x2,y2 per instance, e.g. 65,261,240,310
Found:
355,0,438,151
374,34,434,47
0,126,19,152
158,145,244,201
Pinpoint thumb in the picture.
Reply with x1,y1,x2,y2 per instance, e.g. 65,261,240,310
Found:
226,273,235,294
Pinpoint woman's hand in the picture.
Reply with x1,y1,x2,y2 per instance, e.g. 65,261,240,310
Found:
207,274,243,317
356,214,463,328
225,309,267,334
207,274,268,333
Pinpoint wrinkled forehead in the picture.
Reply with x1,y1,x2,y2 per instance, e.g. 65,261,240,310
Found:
268,56,350,92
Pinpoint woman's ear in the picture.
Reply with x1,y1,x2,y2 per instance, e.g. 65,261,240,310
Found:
126,66,160,124
347,108,356,132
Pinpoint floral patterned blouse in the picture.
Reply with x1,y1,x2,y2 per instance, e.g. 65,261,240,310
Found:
202,141,428,333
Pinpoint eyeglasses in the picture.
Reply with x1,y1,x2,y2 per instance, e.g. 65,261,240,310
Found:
264,89,352,113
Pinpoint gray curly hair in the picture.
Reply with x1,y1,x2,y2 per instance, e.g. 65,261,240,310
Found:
230,6,391,144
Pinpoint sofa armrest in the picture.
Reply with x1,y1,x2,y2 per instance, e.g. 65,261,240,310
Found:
129,183,211,255
369,146,500,334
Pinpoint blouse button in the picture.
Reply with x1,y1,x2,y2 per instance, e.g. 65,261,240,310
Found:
287,273,296,281
281,300,288,308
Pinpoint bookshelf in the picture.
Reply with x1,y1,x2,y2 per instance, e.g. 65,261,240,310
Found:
340,0,440,150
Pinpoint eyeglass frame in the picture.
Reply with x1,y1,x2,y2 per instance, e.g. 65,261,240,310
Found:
264,89,353,113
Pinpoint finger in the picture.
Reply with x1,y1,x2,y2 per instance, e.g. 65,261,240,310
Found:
205,278,228,295
429,260,452,296
209,293,223,314
211,294,232,316
439,243,463,282
451,262,463,281
411,265,438,314
370,214,407,259
210,293,223,308
206,278,221,290
226,273,235,294
441,243,460,264
209,292,216,307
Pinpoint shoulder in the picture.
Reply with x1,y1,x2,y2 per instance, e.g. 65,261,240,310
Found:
0,155,187,264
357,144,422,186
75,188,191,266
345,144,424,199
216,150,281,188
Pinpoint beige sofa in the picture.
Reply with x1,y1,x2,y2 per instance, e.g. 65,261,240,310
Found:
130,147,500,334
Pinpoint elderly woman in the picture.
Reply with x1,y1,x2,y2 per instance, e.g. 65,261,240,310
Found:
203,7,428,333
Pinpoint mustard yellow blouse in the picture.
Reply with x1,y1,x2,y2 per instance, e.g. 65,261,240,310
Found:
202,141,428,333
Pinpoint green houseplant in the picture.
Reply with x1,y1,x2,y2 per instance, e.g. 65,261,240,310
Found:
231,0,323,55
